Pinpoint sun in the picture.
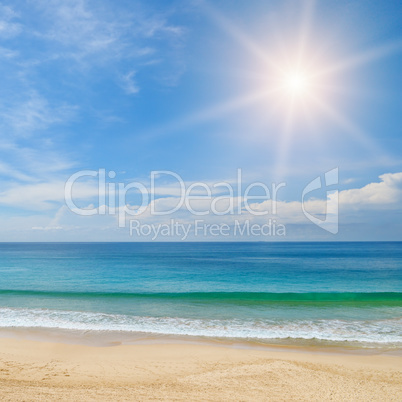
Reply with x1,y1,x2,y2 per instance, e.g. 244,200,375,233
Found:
283,71,310,96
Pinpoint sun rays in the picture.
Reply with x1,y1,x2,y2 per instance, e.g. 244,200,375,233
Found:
199,0,402,180
140,1,401,180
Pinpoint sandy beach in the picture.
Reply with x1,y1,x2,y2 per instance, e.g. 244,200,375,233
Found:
0,338,400,401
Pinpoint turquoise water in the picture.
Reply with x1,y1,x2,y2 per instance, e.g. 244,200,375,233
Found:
0,242,401,348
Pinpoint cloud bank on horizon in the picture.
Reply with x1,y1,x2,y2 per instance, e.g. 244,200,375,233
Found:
0,0,401,241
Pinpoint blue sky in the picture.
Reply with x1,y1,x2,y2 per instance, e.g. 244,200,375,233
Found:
0,0,401,241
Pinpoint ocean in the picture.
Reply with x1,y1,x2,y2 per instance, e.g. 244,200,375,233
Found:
0,242,401,349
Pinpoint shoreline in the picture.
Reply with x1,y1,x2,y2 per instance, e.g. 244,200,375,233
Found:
0,337,400,401
1,327,401,356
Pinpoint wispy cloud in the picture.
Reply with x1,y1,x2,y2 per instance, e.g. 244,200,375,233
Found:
0,91,78,137
0,178,99,210
0,4,22,38
0,0,186,197
0,45,18,58
31,0,184,71
121,71,139,94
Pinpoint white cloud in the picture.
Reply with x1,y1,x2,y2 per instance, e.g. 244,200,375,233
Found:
2,171,400,222
115,172,402,229
339,172,402,208
0,172,399,241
